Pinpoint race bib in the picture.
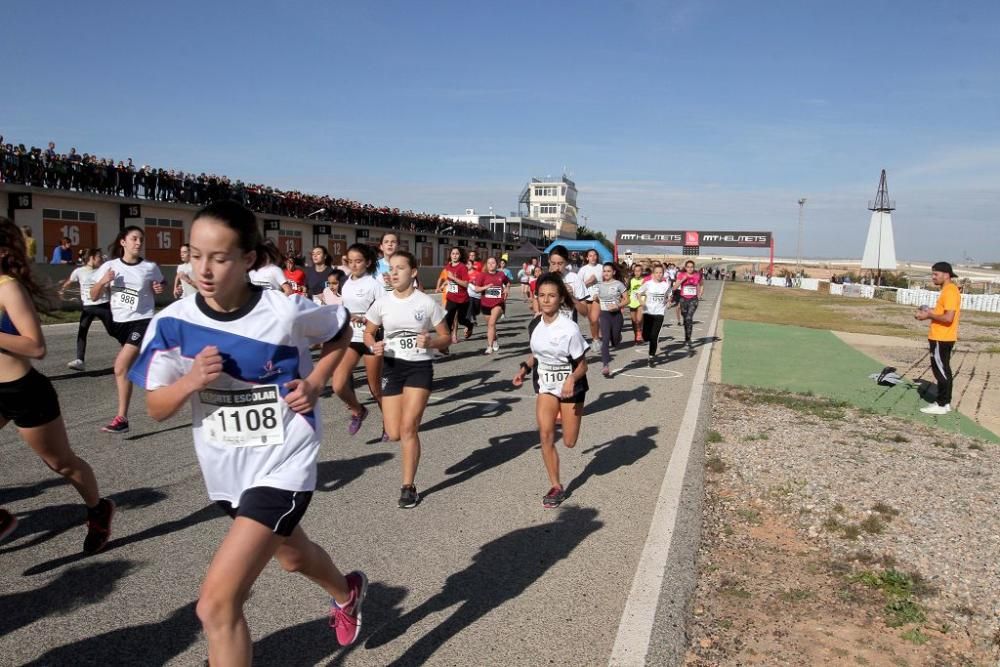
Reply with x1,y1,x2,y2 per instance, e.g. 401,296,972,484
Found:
682,285,698,297
649,292,666,302
351,318,367,343
485,286,503,299
200,385,284,447
537,362,572,395
600,299,618,311
111,287,140,313
447,282,459,294
386,331,421,359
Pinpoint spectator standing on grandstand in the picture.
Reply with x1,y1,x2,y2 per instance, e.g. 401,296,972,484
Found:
50,237,73,264
915,262,961,416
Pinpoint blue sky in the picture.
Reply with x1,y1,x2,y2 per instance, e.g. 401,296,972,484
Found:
4,1,998,262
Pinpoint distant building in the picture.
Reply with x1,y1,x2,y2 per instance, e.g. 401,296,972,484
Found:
519,175,578,239
444,208,554,245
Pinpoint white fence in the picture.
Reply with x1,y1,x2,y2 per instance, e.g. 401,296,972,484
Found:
753,276,821,291
895,288,1000,314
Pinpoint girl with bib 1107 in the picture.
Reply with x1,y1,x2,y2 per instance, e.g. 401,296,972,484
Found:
512,273,588,509
364,251,450,508
129,200,367,664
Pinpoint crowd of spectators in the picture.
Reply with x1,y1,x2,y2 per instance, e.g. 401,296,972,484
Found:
1,136,503,241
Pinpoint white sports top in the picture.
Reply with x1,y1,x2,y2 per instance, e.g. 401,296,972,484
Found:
129,288,349,505
364,290,446,362
341,273,384,343
637,279,672,316
91,257,164,322
69,265,109,307
248,264,288,291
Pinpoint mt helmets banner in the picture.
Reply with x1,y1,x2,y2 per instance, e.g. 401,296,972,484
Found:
615,230,771,248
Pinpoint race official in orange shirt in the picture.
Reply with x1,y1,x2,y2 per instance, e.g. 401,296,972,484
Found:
914,261,961,415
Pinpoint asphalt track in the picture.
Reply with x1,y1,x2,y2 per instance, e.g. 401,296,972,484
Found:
0,282,721,666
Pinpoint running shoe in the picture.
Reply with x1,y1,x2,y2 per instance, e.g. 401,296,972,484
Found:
381,430,390,442
542,486,566,509
329,570,368,647
484,345,494,355
398,485,420,509
648,356,655,368
590,339,601,353
464,327,473,340
348,407,368,435
83,497,115,554
0,509,18,543
920,403,951,415
602,365,610,377
100,416,129,434
67,359,85,371
492,340,500,352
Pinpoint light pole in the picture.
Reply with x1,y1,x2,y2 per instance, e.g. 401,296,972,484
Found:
797,198,806,270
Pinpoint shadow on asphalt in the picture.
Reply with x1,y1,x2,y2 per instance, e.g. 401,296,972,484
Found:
21,600,200,666
1,559,137,638
430,369,496,393
23,502,220,576
564,426,659,497
0,477,64,505
1,487,169,556
586,386,652,414
47,367,116,382
252,582,410,666
125,422,193,441
364,506,603,665
419,429,539,501
420,397,519,433
316,452,395,493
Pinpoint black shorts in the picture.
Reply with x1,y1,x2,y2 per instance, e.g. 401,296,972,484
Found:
671,290,681,303
381,358,433,396
113,318,151,347
215,486,312,537
0,368,62,428
348,326,383,356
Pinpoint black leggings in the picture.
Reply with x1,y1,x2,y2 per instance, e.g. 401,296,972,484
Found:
929,339,954,406
445,300,474,333
642,314,664,356
76,303,115,361
679,298,699,342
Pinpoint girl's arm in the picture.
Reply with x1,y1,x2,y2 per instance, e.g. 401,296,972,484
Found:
146,346,222,421
418,319,452,351
363,321,383,356
284,331,349,413
562,355,588,398
512,353,535,387
0,280,46,359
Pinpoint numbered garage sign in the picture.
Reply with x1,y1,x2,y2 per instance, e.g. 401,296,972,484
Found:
42,209,97,262
144,218,185,265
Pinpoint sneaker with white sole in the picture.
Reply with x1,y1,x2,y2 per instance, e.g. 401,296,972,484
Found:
919,403,951,415
492,340,500,352
67,359,85,371
329,571,368,646
484,345,494,355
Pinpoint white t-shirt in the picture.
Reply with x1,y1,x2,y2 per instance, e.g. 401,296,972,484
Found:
128,289,349,505
364,290,446,362
69,265,109,307
637,279,672,316
556,270,588,319
341,273,384,343
248,264,288,292
528,313,588,398
577,264,603,300
91,257,164,322
176,262,198,298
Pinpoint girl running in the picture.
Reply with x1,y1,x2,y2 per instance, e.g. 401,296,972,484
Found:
375,232,399,292
60,248,113,371
0,217,115,554
174,243,198,299
305,246,335,301
248,240,293,295
442,247,473,344
128,200,367,662
465,257,482,339
282,256,306,296
628,263,644,344
636,263,672,367
474,256,509,354
544,245,589,321
332,243,385,438
577,249,604,352
90,226,165,433
364,251,450,508
674,259,704,348
512,273,589,508
596,263,629,377
322,269,346,306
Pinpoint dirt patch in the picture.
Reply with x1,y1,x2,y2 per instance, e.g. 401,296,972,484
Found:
686,386,999,666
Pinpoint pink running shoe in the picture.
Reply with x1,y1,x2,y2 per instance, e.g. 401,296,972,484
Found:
348,407,368,436
329,571,368,646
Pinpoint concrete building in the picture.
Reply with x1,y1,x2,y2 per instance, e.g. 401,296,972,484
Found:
444,208,555,245
518,176,578,239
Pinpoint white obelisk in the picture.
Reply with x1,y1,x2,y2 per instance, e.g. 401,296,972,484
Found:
861,169,897,273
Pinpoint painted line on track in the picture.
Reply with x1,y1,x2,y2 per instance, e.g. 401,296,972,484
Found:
608,283,724,666
615,369,683,380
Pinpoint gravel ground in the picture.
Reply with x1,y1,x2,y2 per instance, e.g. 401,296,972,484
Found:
686,385,999,666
